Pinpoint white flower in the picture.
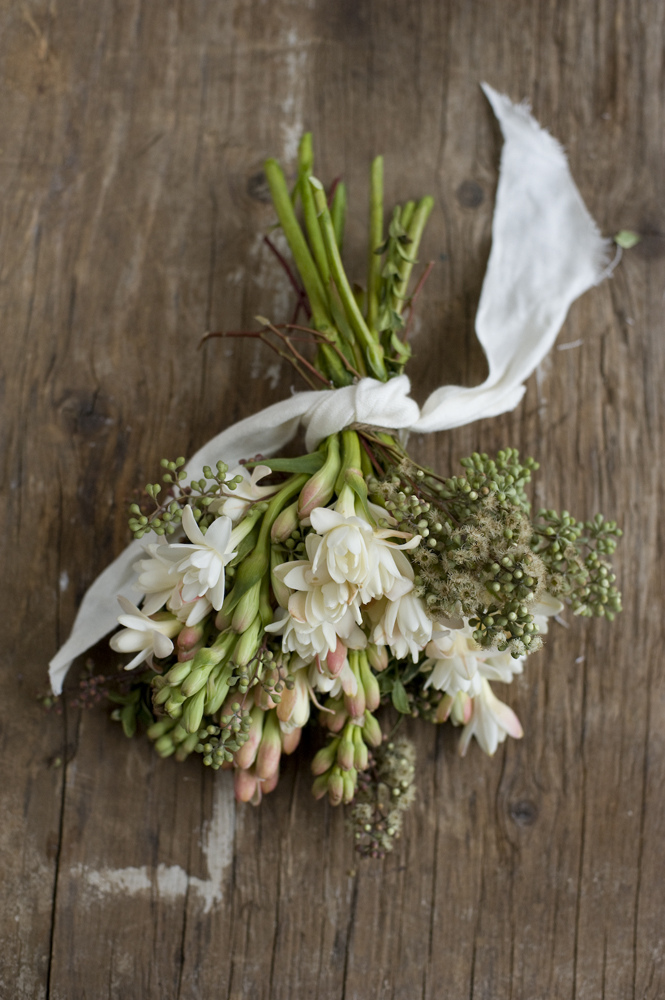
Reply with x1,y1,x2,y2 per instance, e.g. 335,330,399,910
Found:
423,621,524,696
308,654,358,699
166,586,212,627
109,596,182,670
133,543,184,615
309,505,419,603
369,592,433,662
169,506,237,611
458,678,523,757
265,596,366,663
215,465,279,522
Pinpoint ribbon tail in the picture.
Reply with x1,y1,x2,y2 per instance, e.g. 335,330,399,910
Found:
415,83,611,433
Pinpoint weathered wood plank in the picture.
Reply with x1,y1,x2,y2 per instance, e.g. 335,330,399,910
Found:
1,0,664,997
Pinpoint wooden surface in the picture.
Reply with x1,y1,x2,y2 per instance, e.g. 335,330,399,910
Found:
2,1,664,997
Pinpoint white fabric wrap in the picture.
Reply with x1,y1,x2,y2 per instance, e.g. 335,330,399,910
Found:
49,84,609,694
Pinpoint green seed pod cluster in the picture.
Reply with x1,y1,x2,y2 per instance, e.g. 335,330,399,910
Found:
128,458,239,539
193,703,253,769
348,736,417,859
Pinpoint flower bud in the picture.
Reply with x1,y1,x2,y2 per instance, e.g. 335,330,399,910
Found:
154,684,174,706
203,664,233,716
352,725,368,771
255,709,282,780
311,773,330,800
327,766,344,806
358,652,380,712
260,768,280,796
147,718,176,741
342,767,357,804
234,615,263,666
174,732,200,762
320,696,348,733
154,734,177,757
271,500,299,542
182,687,206,734
181,660,216,698
326,638,347,677
344,655,366,719
337,723,356,771
234,706,265,769
165,660,193,686
367,643,389,672
436,694,453,723
281,726,302,755
298,435,341,519
276,669,310,732
311,737,340,775
270,548,291,609
362,710,382,748
232,581,261,633
176,622,206,661
234,766,258,803
449,691,471,726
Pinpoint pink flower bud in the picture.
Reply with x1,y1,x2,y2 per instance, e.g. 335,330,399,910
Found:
321,697,348,733
234,766,258,803
255,710,282,780
281,726,301,755
326,639,347,677
177,623,206,655
234,706,265,770
260,769,280,796
297,435,341,519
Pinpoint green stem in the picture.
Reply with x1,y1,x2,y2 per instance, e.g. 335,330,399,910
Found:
298,134,331,286
310,178,387,381
331,181,347,251
392,196,434,315
264,158,331,330
366,156,384,334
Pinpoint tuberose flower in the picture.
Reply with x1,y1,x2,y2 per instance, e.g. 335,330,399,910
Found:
369,592,433,662
458,678,524,757
309,504,419,603
109,596,182,670
133,542,184,615
169,506,237,611
215,465,279,522
423,621,524,696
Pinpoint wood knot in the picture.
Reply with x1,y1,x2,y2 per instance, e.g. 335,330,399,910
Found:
247,171,272,204
456,180,484,209
509,799,538,826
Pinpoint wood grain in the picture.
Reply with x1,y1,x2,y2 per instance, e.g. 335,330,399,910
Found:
2,1,664,997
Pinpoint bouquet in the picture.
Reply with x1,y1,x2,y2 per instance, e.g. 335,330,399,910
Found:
49,87,621,858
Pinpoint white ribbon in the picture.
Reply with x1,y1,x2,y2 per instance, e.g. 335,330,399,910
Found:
49,84,609,694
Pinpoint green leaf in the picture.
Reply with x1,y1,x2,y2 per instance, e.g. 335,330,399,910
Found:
377,671,394,695
245,453,325,475
614,230,641,249
391,679,410,714
120,703,137,739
